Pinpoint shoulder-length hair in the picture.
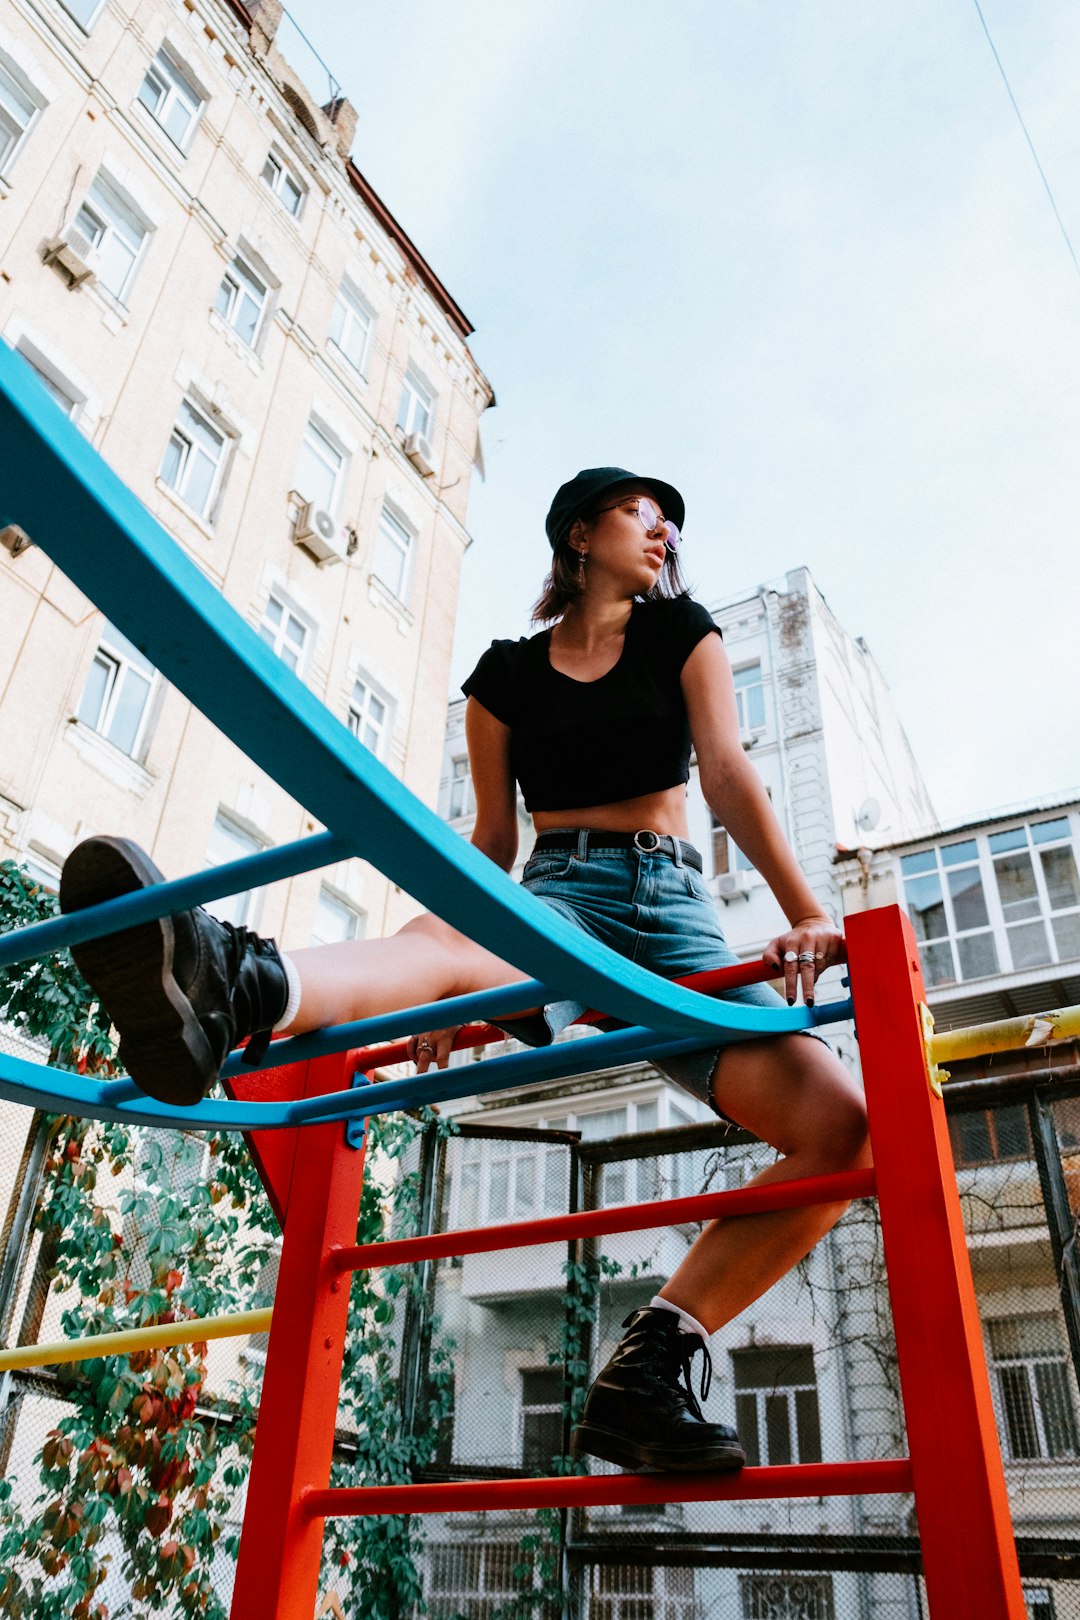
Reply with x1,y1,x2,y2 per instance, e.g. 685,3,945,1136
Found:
531,543,689,624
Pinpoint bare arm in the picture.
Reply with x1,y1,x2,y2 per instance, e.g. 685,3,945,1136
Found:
681,633,843,1003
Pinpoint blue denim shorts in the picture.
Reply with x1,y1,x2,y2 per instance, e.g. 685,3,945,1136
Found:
499,833,809,1115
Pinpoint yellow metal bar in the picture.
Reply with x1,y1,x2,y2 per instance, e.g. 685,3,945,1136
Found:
0,1306,272,1371
930,1004,1080,1069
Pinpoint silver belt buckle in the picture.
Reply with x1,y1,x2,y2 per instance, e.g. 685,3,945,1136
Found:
633,829,661,854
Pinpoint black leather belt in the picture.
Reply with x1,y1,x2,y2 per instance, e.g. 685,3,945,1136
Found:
532,829,703,873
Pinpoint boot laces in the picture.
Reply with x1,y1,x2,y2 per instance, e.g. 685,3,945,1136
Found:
674,1334,713,1418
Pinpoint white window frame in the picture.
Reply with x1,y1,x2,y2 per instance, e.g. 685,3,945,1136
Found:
73,175,151,305
76,622,160,760
294,418,345,516
214,253,269,349
732,661,766,736
988,1314,1080,1462
311,886,365,947
328,277,375,377
372,504,415,603
447,755,473,820
203,811,266,929
0,55,43,176
732,1345,822,1469
396,363,436,440
347,672,392,757
519,1367,563,1470
159,396,229,521
56,0,105,32
15,338,85,422
259,589,315,675
261,147,306,217
136,48,204,152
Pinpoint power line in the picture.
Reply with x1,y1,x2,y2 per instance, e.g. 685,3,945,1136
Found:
970,0,1080,287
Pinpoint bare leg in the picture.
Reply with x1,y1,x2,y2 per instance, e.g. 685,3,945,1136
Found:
659,1035,871,1335
282,912,529,1033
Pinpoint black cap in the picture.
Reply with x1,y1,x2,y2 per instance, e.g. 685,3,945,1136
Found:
544,466,686,551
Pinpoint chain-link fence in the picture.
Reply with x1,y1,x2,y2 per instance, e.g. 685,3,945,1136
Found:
1,1052,1078,1619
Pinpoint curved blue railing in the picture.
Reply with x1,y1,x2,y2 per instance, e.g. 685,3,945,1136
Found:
0,341,852,1131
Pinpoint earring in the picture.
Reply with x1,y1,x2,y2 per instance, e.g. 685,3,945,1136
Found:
576,550,588,585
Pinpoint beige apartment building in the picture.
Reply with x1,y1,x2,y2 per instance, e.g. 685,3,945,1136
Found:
0,0,493,947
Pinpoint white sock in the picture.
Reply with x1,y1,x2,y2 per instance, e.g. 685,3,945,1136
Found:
649,1294,710,1341
272,953,303,1033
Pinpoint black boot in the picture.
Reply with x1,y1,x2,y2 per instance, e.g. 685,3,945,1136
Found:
60,836,289,1108
571,1307,745,1473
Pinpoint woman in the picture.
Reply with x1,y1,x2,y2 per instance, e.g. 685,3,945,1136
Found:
60,466,870,1475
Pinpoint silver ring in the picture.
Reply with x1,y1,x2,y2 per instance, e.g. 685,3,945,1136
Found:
798,952,816,964
783,950,798,963
417,1040,433,1054
814,951,825,962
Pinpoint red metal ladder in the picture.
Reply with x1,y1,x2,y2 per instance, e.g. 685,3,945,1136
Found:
228,904,1027,1619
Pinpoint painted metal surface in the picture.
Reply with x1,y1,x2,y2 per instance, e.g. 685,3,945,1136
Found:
0,1308,272,1371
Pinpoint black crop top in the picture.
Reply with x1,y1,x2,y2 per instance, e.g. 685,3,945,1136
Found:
462,595,722,812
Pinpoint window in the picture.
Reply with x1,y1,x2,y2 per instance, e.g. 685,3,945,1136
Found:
901,839,999,987
426,1542,534,1620
990,819,1080,969
710,812,756,876
160,398,227,519
72,176,150,303
137,49,202,150
732,1346,822,1467
214,255,267,347
347,676,389,755
203,812,264,927
372,505,414,601
448,756,473,819
261,149,305,217
259,593,310,673
520,1368,563,1471
733,661,766,735
0,59,41,174
949,1103,1031,1167
57,0,104,28
15,341,83,421
294,419,344,515
739,1575,835,1620
311,887,364,946
76,623,158,758
1025,1587,1056,1620
397,364,435,439
328,279,374,375
988,1315,1080,1461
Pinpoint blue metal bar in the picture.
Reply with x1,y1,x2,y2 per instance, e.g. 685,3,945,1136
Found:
0,998,854,1133
0,340,840,1047
0,833,355,969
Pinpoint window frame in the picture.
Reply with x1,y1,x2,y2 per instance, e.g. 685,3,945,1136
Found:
397,363,437,441
159,396,229,522
136,47,204,152
347,671,392,757
0,54,43,176
448,754,473,820
55,0,106,32
987,1313,1080,1463
328,276,375,377
258,589,315,676
261,147,307,218
372,503,415,603
76,622,160,761
294,417,346,517
15,338,85,423
731,1344,823,1469
203,811,267,929
73,175,151,306
213,253,269,349
310,885,365,947
732,660,767,737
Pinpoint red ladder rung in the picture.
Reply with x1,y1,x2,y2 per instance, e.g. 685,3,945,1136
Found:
301,1458,914,1518
330,1167,878,1272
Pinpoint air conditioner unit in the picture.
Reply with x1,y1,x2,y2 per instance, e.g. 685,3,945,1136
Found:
404,431,437,477
716,870,751,901
42,231,96,288
292,502,346,565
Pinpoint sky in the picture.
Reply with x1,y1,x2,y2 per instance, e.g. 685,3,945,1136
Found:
282,0,1080,830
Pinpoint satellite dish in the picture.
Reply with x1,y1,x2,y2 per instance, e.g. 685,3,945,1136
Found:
856,797,881,833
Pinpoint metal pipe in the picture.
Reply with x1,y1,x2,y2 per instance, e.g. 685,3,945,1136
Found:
932,1005,1080,1066
0,1306,272,1370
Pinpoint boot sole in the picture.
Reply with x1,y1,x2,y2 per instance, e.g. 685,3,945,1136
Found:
570,1422,746,1474
60,837,216,1108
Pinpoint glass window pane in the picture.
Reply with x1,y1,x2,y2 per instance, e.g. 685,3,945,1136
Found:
312,889,361,946
920,939,956,987
283,173,303,214
458,1160,479,1227
489,1158,509,1220
1007,919,1052,970
0,106,21,171
1032,817,1071,845
214,273,233,319
903,872,946,942
764,1392,792,1466
1052,912,1080,962
543,1150,565,1213
78,652,114,727
989,827,1027,855
1040,846,1080,911
514,1154,535,1218
734,1392,760,1468
948,865,990,931
995,852,1041,921
956,931,999,981
795,1387,822,1463
636,1100,659,1134
603,1162,627,1205
96,230,137,300
900,849,936,876
1034,1362,1080,1458
105,668,151,754
0,62,37,126
203,814,261,927
184,446,216,515
295,423,341,511
160,431,184,489
954,1111,993,1163
998,1365,1039,1458
995,1105,1030,1160
940,839,979,867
